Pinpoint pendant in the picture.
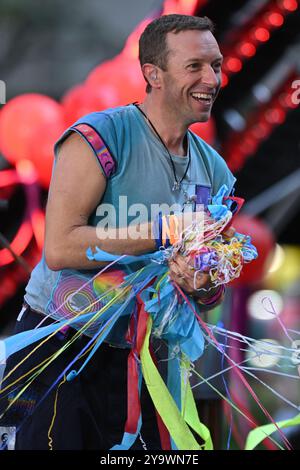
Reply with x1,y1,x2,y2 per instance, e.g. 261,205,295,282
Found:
172,181,181,191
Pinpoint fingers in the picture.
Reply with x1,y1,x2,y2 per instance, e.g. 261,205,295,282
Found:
169,253,210,292
169,260,193,293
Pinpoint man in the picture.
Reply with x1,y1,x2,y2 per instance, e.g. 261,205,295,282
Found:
0,14,235,449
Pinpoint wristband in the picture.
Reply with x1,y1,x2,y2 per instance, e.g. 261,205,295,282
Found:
169,214,180,245
153,212,163,250
153,214,180,250
161,215,171,248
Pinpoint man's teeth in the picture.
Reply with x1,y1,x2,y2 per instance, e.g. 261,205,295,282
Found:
191,92,213,101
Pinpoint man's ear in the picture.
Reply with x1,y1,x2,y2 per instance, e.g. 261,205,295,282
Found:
141,64,161,89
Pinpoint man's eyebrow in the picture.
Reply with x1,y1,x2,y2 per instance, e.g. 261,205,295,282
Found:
184,55,223,64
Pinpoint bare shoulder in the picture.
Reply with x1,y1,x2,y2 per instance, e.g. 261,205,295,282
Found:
50,131,106,197
46,131,106,231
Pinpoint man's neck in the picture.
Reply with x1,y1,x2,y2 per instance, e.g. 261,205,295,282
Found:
140,96,188,156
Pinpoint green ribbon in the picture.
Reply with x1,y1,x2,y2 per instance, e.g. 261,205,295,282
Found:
245,412,300,450
181,356,213,450
140,316,213,450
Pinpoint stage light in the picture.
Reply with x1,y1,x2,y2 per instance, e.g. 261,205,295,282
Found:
268,244,285,273
243,135,258,154
253,84,272,103
247,290,283,320
239,42,256,57
279,90,299,109
265,107,286,124
251,123,270,139
253,27,270,42
221,72,229,87
224,57,242,73
279,0,298,12
247,339,281,368
265,12,284,27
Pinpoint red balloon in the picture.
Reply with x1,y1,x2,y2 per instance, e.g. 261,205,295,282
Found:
62,83,120,126
86,54,146,105
231,214,275,286
0,94,66,188
189,118,216,145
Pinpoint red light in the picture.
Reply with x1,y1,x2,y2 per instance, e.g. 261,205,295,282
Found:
243,136,259,154
225,57,242,73
221,72,229,87
265,107,286,124
251,121,272,139
265,12,284,26
251,124,269,139
239,42,256,57
279,91,299,108
254,27,270,42
280,0,298,12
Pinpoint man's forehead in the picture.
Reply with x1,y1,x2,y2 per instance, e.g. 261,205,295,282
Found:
166,29,221,58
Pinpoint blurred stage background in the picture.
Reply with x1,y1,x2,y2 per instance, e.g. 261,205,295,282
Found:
0,0,299,450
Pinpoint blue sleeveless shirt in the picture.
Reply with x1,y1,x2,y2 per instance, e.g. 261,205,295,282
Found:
24,104,236,346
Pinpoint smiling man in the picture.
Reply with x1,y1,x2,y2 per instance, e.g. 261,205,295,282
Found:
1,15,235,450
139,23,223,144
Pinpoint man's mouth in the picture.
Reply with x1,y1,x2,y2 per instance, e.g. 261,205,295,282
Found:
190,92,214,105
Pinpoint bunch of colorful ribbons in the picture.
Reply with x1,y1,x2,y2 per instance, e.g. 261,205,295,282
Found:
0,185,263,450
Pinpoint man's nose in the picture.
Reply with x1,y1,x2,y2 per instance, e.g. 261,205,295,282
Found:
201,65,219,89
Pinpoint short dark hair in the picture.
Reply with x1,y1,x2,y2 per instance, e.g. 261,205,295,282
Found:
139,14,215,93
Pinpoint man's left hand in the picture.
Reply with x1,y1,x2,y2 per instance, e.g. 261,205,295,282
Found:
168,225,235,299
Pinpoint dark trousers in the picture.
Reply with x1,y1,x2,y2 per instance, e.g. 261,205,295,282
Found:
0,305,160,450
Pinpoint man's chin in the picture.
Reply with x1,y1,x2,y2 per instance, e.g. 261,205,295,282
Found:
191,111,211,124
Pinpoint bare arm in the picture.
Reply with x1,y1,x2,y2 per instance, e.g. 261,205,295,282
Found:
45,133,155,271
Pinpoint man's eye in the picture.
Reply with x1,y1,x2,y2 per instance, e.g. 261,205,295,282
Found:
188,63,200,70
213,64,222,72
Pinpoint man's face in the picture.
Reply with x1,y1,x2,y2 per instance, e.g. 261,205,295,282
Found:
160,30,223,124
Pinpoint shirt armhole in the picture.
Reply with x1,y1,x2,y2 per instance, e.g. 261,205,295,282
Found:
55,123,117,179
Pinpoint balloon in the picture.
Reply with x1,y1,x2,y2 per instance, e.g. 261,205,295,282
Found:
62,83,120,126
0,94,65,188
86,54,146,105
231,214,275,286
189,118,216,145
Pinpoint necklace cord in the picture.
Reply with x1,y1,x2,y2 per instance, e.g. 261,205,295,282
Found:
133,103,191,190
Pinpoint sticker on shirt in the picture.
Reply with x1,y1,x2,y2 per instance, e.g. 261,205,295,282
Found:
180,183,211,212
0,426,16,450
46,269,131,338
